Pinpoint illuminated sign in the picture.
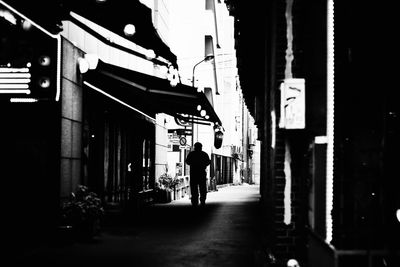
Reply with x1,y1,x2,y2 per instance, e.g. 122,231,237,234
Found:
0,3,60,102
0,67,31,94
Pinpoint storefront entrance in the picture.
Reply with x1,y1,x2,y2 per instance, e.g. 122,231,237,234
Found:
83,87,155,214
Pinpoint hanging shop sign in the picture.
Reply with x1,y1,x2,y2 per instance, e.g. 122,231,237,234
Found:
279,78,305,129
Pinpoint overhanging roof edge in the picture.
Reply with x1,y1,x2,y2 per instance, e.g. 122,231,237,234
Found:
86,60,222,126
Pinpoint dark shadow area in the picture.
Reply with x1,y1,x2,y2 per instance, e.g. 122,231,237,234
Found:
14,186,263,267
100,203,222,238
140,203,221,227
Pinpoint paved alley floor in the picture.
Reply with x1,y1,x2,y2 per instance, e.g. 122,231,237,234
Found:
16,184,264,267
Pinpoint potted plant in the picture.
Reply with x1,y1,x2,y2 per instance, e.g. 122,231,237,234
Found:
60,185,104,240
155,173,180,203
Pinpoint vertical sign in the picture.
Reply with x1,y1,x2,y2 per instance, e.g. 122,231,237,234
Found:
279,78,305,129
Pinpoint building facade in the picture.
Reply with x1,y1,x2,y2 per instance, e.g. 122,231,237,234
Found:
168,0,258,189
224,0,399,266
1,0,221,246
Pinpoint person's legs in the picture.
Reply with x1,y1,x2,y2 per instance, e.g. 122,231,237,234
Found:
199,178,207,206
190,178,199,206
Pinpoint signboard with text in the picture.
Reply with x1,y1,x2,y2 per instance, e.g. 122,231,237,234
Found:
279,78,305,129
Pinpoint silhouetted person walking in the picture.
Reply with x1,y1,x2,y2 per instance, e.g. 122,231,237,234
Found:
186,142,210,206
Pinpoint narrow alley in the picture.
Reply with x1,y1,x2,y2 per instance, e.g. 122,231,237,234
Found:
17,184,264,267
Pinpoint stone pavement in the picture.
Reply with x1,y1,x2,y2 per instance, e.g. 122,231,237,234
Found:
15,184,266,267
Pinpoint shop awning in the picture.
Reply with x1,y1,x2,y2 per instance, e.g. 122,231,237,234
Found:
63,0,177,67
84,60,222,126
0,0,177,67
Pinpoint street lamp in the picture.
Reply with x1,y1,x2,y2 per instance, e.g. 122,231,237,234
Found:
192,54,214,87
190,54,214,147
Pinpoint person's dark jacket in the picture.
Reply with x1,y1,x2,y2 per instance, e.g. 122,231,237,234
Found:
186,150,210,179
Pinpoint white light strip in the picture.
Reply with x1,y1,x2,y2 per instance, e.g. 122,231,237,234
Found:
10,98,38,103
0,67,29,72
100,70,147,91
0,89,30,94
0,84,29,89
55,36,61,101
0,78,30,83
0,73,31,78
0,0,58,38
326,0,335,243
84,81,156,123
147,89,198,98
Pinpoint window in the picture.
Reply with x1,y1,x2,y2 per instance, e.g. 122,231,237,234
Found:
205,0,213,10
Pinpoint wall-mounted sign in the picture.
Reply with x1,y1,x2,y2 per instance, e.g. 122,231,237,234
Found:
279,78,305,129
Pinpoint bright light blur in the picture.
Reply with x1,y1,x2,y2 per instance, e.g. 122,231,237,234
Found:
124,24,136,37
169,78,178,87
78,57,89,73
38,77,50,88
0,9,17,25
396,209,400,223
21,19,32,31
38,55,51,66
84,54,99,69
287,259,299,267
144,49,156,60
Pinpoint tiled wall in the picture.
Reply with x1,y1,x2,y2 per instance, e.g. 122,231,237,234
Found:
59,38,84,198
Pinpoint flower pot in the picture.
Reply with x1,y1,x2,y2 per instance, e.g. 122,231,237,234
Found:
156,189,172,203
74,218,101,241
55,225,74,245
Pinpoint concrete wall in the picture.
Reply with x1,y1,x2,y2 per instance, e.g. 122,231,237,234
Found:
155,114,169,180
59,38,84,198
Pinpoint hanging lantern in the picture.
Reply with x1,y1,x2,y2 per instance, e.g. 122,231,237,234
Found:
214,129,223,149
